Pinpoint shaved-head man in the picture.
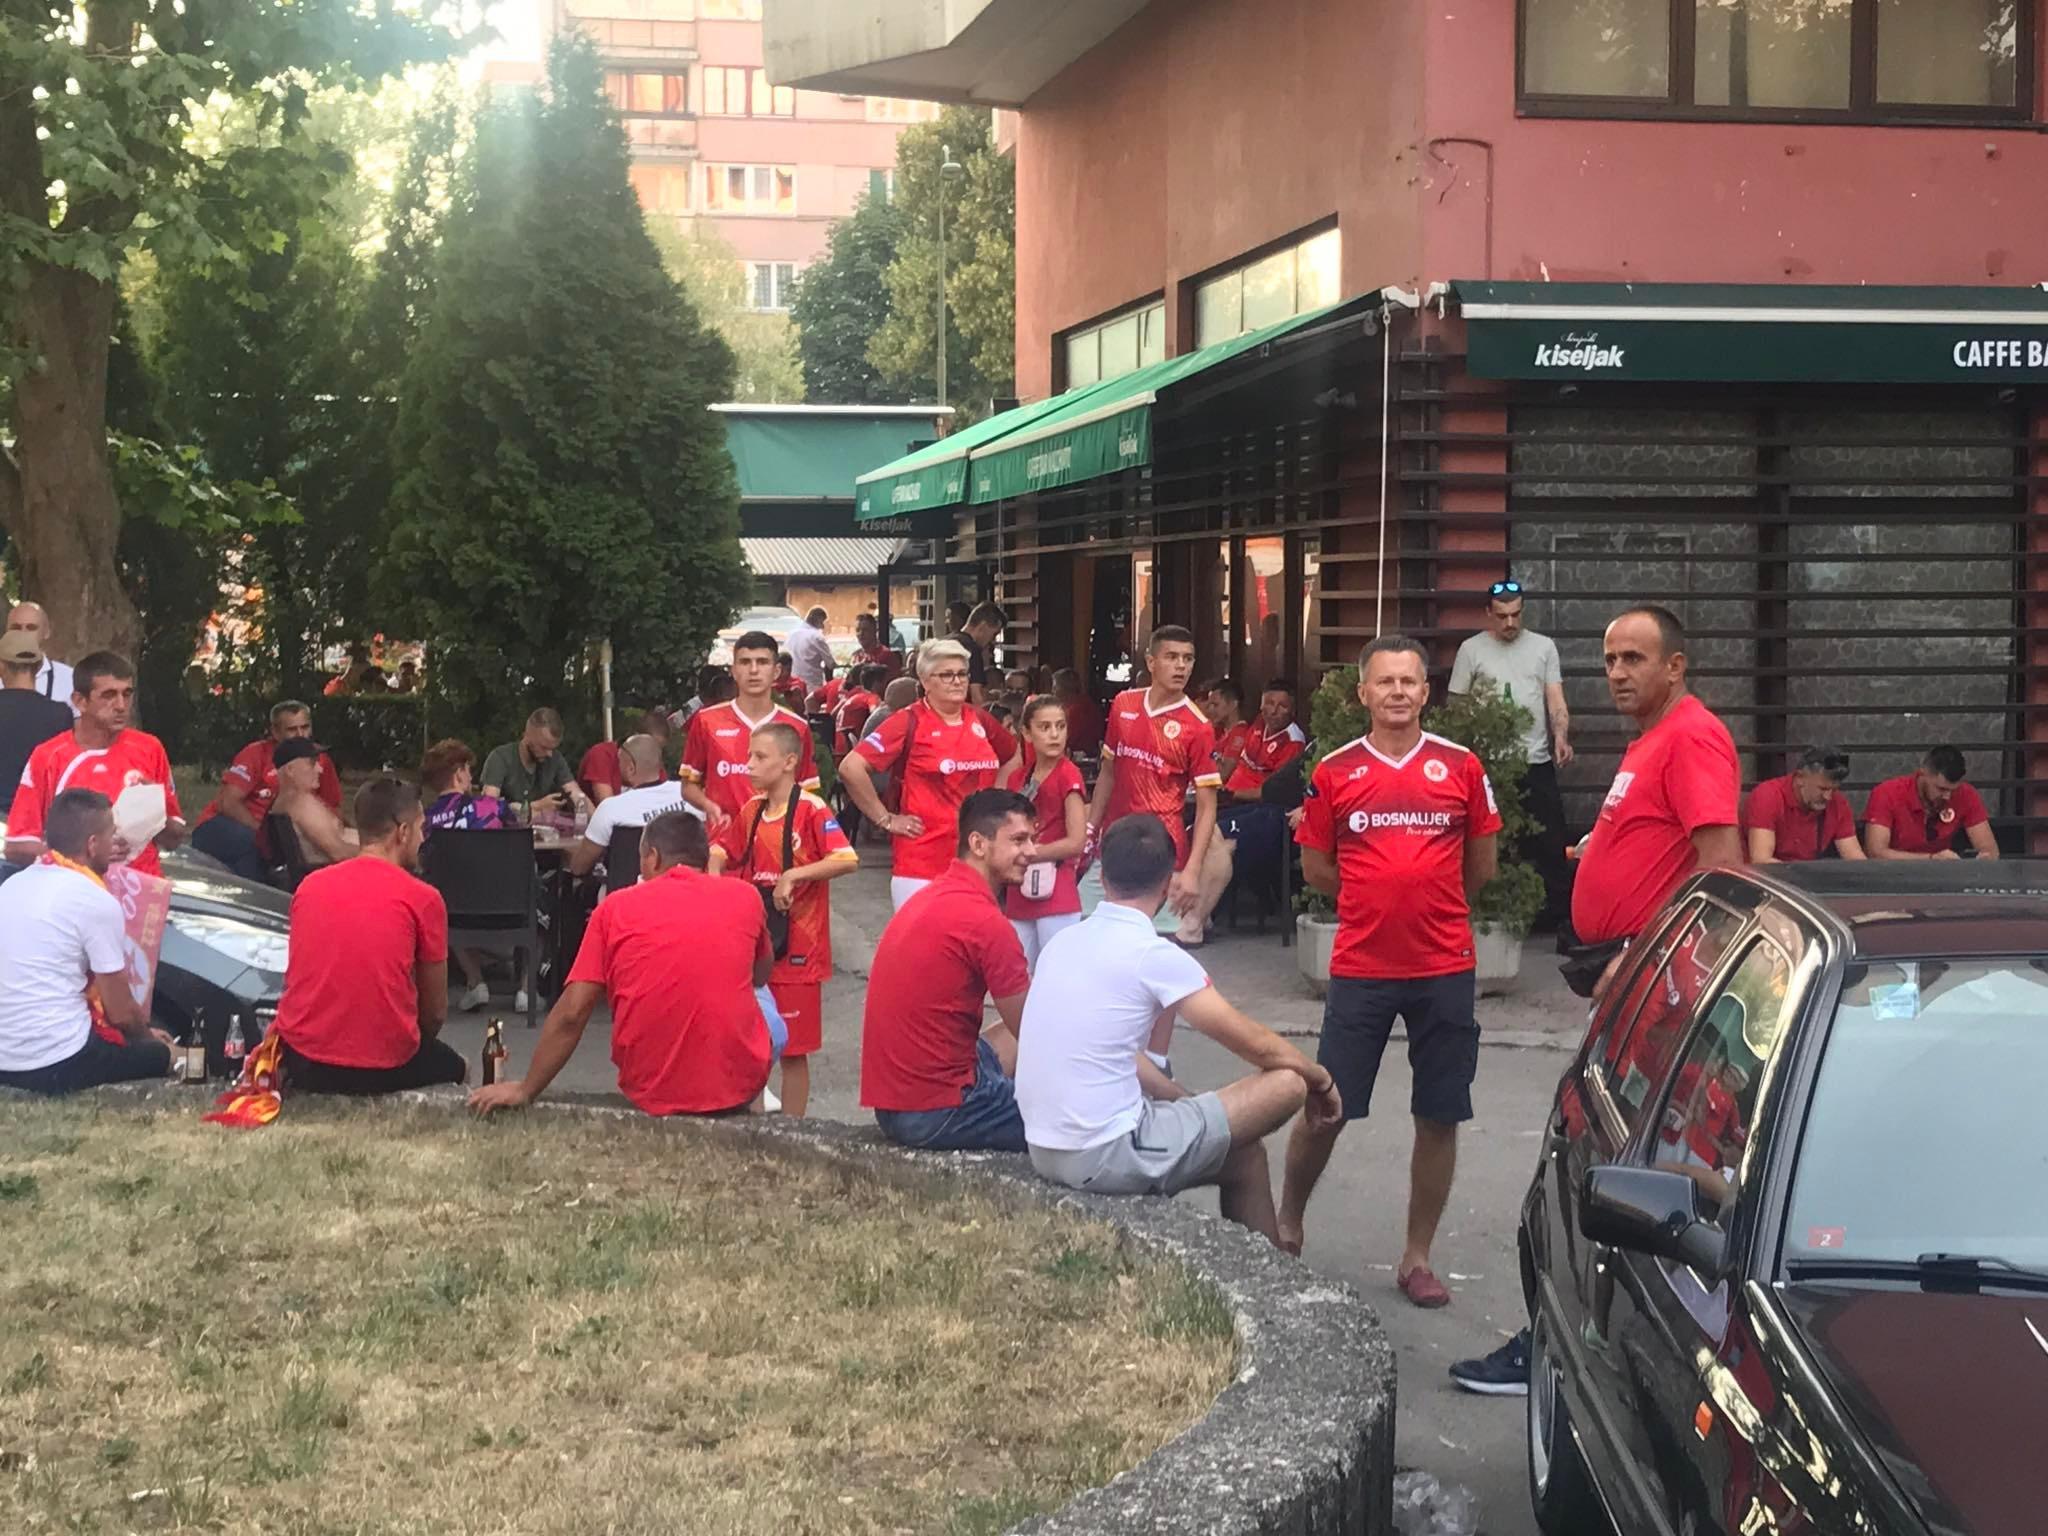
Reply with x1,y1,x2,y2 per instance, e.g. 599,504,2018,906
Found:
570,733,697,879
5,602,74,714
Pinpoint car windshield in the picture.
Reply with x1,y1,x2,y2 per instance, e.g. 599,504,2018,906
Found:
1783,957,2048,1271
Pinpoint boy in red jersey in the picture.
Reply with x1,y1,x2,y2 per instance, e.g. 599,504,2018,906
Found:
1086,625,1226,946
1277,636,1502,1310
839,638,1017,909
679,632,818,827
709,722,858,1117
8,652,186,877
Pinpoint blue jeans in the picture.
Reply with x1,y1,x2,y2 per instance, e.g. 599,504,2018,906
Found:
874,1037,1026,1153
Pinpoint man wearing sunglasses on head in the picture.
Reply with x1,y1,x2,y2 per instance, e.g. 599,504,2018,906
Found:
1448,580,1571,928
1863,746,1999,861
1743,746,1865,864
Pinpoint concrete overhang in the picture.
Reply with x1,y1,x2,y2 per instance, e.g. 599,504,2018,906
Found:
763,0,1154,106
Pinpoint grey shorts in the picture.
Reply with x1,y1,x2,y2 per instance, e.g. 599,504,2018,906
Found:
1028,1092,1233,1197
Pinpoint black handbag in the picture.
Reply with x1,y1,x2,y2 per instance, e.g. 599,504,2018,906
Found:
741,788,801,959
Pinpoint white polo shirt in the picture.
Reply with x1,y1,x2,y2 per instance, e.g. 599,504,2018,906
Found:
583,780,700,847
1014,900,1211,1151
0,863,128,1071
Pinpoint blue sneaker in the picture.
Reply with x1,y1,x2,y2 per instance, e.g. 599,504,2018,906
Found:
1448,1329,1529,1396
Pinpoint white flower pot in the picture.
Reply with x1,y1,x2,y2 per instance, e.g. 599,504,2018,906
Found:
1296,914,1339,996
1473,922,1523,986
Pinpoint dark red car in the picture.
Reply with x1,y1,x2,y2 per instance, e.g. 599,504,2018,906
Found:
1520,860,2048,1536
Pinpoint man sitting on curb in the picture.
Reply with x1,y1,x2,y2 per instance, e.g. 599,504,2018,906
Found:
470,811,774,1119
1014,815,1340,1244
860,788,1036,1151
0,789,174,1095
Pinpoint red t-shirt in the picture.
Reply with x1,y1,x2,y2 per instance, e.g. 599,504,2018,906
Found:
680,700,819,820
1742,774,1855,862
1572,695,1740,945
199,738,342,827
1863,774,1989,855
714,790,856,985
1102,690,1222,866
579,741,624,799
1227,721,1308,798
569,864,774,1115
772,679,810,714
851,702,1017,880
274,857,449,1069
860,643,903,680
1002,756,1085,919
833,688,877,755
1212,722,1251,780
12,729,182,878
1296,733,1503,980
860,860,1031,1111
1063,694,1104,756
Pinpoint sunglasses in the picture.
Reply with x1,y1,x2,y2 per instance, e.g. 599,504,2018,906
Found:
1489,581,1523,599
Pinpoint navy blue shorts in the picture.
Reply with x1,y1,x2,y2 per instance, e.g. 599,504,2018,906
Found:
1317,972,1479,1126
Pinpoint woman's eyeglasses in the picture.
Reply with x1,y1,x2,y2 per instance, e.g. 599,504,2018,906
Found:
927,671,970,683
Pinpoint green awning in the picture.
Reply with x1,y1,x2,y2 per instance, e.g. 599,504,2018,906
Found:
1453,281,2048,384
855,291,1401,519
718,406,948,504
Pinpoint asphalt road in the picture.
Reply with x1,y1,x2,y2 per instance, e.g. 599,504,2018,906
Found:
441,864,1572,1535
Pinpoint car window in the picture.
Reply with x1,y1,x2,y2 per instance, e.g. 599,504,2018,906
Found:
1784,958,2048,1270
1599,899,1748,1135
1645,937,1796,1229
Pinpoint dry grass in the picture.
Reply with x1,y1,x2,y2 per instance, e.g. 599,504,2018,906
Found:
0,1098,1231,1536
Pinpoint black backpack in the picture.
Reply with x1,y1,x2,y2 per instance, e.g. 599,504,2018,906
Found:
740,788,802,959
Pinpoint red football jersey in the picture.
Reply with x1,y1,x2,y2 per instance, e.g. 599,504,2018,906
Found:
852,701,1017,879
1213,721,1251,778
1227,721,1308,797
714,789,856,985
833,687,878,755
201,738,343,825
1101,689,1221,865
680,700,818,820
1002,755,1085,919
11,729,182,878
1296,732,1503,980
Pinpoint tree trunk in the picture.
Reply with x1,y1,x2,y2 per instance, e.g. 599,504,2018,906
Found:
3,264,141,661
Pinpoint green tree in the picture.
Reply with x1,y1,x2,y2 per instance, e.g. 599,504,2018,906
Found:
791,189,908,404
0,0,460,660
654,221,803,404
868,106,1014,416
385,34,748,739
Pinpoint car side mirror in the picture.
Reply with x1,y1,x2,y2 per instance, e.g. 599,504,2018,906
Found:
1580,1166,1729,1279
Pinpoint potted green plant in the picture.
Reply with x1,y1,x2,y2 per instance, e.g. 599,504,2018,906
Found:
1293,668,1545,991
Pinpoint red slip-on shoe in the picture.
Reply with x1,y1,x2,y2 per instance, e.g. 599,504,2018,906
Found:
1397,1265,1452,1309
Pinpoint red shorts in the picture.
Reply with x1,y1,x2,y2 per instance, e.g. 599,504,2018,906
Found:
770,982,822,1058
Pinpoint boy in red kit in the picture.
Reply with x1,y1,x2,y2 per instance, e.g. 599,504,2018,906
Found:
710,722,858,1116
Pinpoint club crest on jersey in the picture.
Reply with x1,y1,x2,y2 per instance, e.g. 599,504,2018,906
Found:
1422,758,1449,784
1163,720,1182,740
1939,807,1956,824
970,722,987,739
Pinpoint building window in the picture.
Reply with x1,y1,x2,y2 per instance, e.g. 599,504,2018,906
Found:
1192,227,1340,348
866,96,941,123
628,163,693,217
747,261,798,310
700,162,797,215
867,167,894,204
1520,0,2027,119
701,65,794,116
605,70,688,116
1062,301,1166,390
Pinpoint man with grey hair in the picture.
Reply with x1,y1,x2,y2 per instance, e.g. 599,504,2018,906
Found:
787,605,835,693
840,637,1017,908
570,733,696,879
192,699,341,881
5,601,74,713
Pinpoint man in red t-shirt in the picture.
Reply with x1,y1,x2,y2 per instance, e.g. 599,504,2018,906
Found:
1054,668,1103,757
1572,606,1742,952
832,664,885,755
1087,626,1226,945
1864,745,1999,861
709,722,858,1118
1278,636,1502,1308
191,698,342,880
1201,679,1251,784
771,653,810,714
840,638,1017,909
861,789,1037,1151
679,631,818,827
1744,746,1862,864
1225,681,1308,802
272,779,466,1094
578,710,671,804
472,810,776,1118
7,651,186,879
854,613,902,681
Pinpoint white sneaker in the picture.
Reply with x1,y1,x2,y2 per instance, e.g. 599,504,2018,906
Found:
458,982,490,1013
514,989,529,1014
762,1087,783,1113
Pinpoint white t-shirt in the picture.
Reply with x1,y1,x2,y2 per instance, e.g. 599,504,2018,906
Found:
0,863,128,1071
1014,900,1212,1151
787,622,834,691
583,780,700,848
35,658,77,718
1448,630,1562,764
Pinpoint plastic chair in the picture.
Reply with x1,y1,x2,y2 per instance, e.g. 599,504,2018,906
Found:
264,813,315,892
603,824,643,896
420,828,541,1029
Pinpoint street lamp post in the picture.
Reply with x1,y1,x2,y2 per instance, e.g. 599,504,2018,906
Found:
936,144,963,408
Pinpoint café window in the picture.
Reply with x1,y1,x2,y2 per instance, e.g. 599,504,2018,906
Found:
1520,0,2029,119
701,163,796,215
1193,227,1340,348
1061,301,1166,390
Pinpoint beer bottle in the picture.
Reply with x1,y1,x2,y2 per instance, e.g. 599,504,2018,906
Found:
179,1007,209,1086
481,1019,508,1087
